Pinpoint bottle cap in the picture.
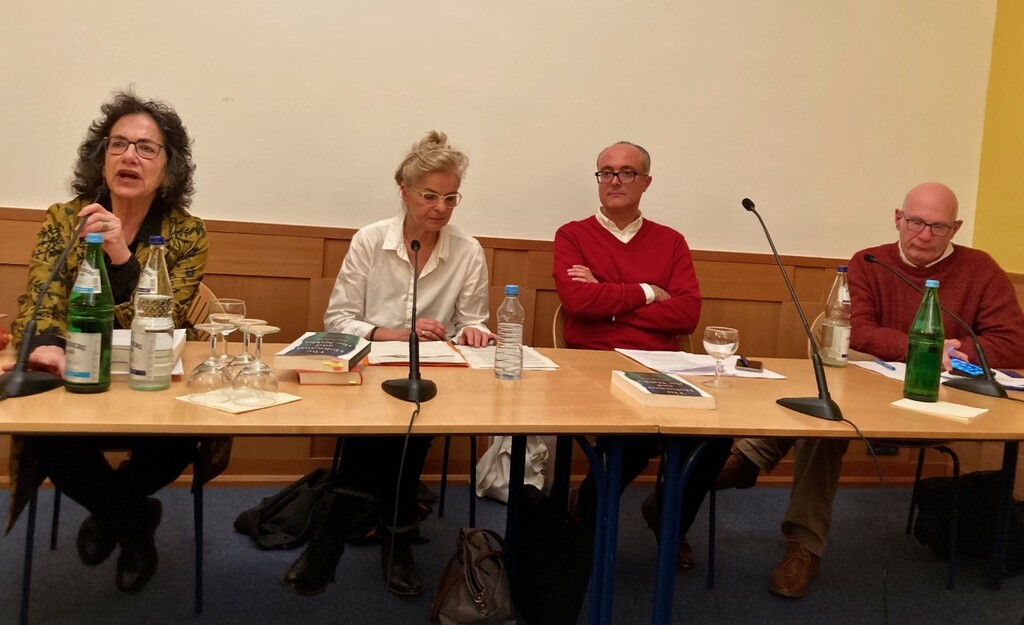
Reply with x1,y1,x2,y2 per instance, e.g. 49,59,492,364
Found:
148,235,165,245
837,266,847,273
925,279,940,288
85,232,104,243
504,284,519,296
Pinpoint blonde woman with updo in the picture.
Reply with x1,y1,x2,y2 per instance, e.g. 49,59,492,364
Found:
281,131,494,597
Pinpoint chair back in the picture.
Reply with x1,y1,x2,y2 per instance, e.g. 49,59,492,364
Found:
552,304,567,348
677,334,693,353
187,283,218,340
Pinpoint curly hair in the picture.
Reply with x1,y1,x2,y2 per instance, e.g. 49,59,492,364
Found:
393,130,469,188
71,90,196,209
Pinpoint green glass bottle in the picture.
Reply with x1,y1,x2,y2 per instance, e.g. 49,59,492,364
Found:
903,279,944,402
64,232,114,393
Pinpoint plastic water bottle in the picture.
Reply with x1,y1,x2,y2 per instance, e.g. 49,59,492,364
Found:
820,266,851,367
129,235,175,390
65,232,114,393
904,279,944,402
494,284,525,380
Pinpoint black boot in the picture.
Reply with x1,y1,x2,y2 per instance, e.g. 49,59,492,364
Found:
281,492,361,595
115,497,162,594
77,513,117,566
381,530,423,596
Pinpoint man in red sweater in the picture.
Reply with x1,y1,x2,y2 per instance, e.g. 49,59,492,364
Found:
554,141,730,571
715,182,1024,598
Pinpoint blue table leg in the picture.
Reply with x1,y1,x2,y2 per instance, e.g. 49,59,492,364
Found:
576,436,623,625
651,439,711,625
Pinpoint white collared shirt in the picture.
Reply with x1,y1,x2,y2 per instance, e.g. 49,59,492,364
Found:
594,209,656,304
898,240,955,268
324,214,491,340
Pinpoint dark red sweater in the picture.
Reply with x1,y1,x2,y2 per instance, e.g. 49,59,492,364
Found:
848,243,1024,368
553,216,701,351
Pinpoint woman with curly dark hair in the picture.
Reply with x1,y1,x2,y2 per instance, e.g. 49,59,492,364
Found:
4,90,230,595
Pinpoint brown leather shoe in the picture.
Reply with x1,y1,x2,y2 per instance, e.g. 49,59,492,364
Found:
768,538,820,598
640,493,695,571
714,446,760,490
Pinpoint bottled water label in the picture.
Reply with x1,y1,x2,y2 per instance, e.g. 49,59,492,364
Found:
137,266,158,294
130,294,174,386
65,331,102,382
820,322,850,364
72,260,102,294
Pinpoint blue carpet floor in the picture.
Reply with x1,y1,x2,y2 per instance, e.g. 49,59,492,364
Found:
1,484,1022,624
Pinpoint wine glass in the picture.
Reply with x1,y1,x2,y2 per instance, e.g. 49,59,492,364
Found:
703,326,739,388
208,298,246,365
233,324,280,407
187,322,234,404
227,317,267,380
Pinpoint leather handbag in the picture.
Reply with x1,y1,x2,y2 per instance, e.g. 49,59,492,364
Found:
429,528,516,625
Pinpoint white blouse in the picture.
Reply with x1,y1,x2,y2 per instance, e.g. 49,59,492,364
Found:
323,214,491,341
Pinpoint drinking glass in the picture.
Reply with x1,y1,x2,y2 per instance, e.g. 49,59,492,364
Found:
703,326,739,388
208,299,246,365
227,317,266,380
187,322,234,403
233,324,280,407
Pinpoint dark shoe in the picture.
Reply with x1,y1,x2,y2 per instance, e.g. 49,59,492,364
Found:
281,537,345,595
640,493,695,572
381,534,423,596
768,538,820,598
77,515,116,566
714,446,760,490
115,498,162,594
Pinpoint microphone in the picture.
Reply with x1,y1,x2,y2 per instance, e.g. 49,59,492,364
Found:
741,198,842,420
863,254,1008,398
382,239,437,403
1,203,99,398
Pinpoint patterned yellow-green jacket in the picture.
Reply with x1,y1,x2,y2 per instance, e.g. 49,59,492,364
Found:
6,197,231,534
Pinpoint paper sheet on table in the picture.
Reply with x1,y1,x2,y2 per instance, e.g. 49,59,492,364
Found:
176,391,302,414
853,360,1024,390
368,341,467,365
891,398,987,421
614,349,785,379
458,345,559,370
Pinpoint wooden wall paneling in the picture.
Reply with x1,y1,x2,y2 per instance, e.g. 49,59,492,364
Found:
0,220,40,265
322,239,350,280
206,232,323,278
793,265,828,303
692,260,792,301
778,301,826,358
526,250,555,291
308,277,336,331
490,249,531,292
1,265,28,319
533,290,562,348
203,275,312,343
697,299,782,357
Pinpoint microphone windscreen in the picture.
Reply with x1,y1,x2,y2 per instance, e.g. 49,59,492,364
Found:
411,240,421,252
741,198,756,211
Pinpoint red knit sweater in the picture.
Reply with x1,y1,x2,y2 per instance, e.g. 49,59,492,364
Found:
848,243,1024,368
553,216,701,351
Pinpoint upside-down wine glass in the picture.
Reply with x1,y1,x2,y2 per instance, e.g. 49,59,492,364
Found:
703,326,739,388
233,324,281,407
208,298,246,365
227,317,266,380
187,322,235,404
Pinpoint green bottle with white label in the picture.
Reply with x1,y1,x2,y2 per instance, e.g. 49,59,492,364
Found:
65,232,114,393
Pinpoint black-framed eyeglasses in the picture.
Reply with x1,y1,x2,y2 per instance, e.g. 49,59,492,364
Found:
409,186,462,208
900,211,955,236
595,170,644,184
104,136,164,160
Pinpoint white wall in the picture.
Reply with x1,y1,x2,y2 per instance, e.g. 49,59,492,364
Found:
0,1,996,258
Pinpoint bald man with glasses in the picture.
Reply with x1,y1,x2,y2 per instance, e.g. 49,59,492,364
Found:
717,182,1024,598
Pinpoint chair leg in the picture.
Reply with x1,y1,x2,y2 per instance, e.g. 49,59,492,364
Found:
707,488,716,589
438,436,452,518
469,436,478,528
906,448,927,534
329,437,344,485
50,488,61,551
194,467,205,614
21,489,38,625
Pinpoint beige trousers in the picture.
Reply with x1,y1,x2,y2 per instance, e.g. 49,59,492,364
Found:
736,437,850,556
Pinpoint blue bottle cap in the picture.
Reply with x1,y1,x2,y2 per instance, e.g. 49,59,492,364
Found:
837,266,847,272
505,284,519,296
148,235,165,245
925,279,940,288
85,232,104,243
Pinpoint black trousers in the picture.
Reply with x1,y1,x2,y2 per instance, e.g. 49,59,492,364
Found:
578,435,733,536
36,436,197,527
334,435,433,533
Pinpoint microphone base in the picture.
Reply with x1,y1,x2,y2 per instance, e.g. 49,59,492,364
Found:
0,368,63,399
382,377,437,403
942,377,1009,399
777,396,843,421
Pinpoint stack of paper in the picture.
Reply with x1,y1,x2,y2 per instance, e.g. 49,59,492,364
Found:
458,345,559,370
368,341,468,366
615,349,785,379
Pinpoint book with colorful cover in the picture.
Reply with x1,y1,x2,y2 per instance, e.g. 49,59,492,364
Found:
610,370,715,408
272,332,371,371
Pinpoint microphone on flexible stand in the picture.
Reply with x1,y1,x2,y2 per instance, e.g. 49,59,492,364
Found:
0,190,105,399
741,198,842,421
382,239,437,403
863,254,1008,398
